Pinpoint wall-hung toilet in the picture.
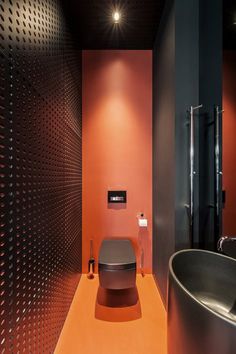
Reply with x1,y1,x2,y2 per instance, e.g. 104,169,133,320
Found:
98,239,136,290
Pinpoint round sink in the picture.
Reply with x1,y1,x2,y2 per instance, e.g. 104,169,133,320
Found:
168,249,236,354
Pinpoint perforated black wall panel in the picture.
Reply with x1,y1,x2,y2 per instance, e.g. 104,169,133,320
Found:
0,1,82,352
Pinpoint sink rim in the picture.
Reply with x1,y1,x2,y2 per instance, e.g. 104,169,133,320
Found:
169,249,236,326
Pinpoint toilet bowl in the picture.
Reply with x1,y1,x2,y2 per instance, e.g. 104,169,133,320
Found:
98,239,136,290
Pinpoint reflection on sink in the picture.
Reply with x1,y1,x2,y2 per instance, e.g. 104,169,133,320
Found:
197,293,236,321
168,249,236,354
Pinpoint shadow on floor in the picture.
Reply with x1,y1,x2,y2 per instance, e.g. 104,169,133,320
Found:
95,286,142,322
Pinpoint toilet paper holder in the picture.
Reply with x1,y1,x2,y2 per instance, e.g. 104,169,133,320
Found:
137,212,148,227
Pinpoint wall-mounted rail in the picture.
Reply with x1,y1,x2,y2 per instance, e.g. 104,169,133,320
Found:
215,106,224,242
186,104,203,247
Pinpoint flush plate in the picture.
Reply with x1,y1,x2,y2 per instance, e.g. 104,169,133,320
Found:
108,191,127,203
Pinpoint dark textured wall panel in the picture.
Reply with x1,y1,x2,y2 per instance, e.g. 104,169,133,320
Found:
0,0,82,353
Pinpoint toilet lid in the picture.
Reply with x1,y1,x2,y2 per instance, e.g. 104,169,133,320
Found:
99,239,136,270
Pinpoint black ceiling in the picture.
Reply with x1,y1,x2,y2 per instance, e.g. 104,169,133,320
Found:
62,0,166,49
62,1,236,50
224,0,236,50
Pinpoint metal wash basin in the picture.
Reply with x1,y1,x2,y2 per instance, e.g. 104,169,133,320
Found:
168,249,236,354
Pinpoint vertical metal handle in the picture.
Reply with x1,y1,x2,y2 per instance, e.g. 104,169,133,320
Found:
215,106,224,240
189,104,203,247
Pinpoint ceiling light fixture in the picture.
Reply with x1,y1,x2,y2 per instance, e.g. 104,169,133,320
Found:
113,11,121,24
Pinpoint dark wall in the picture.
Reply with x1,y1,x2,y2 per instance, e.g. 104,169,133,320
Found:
175,0,199,251
198,0,222,248
153,0,222,304
175,0,200,251
0,1,82,352
153,0,175,303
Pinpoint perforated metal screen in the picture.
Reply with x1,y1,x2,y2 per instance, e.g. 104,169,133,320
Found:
0,0,82,352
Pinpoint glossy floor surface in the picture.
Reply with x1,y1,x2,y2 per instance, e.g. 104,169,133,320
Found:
55,275,167,354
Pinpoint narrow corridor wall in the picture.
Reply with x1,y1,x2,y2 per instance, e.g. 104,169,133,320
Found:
82,50,152,273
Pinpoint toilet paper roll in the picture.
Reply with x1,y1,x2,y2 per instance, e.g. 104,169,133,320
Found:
138,218,148,227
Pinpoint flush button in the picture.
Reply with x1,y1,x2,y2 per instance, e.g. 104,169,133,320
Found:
108,190,127,203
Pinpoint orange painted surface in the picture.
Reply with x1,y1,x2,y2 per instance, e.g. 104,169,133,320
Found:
82,50,152,273
55,275,167,354
223,51,236,235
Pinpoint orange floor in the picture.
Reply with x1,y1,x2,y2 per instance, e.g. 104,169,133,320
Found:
55,274,167,354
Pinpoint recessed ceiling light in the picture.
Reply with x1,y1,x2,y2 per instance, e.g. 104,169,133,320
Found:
113,11,121,24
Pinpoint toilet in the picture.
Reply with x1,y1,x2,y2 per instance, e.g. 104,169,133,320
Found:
98,239,136,290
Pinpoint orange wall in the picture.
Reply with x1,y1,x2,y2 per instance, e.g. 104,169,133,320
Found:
223,51,236,235
82,50,152,273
